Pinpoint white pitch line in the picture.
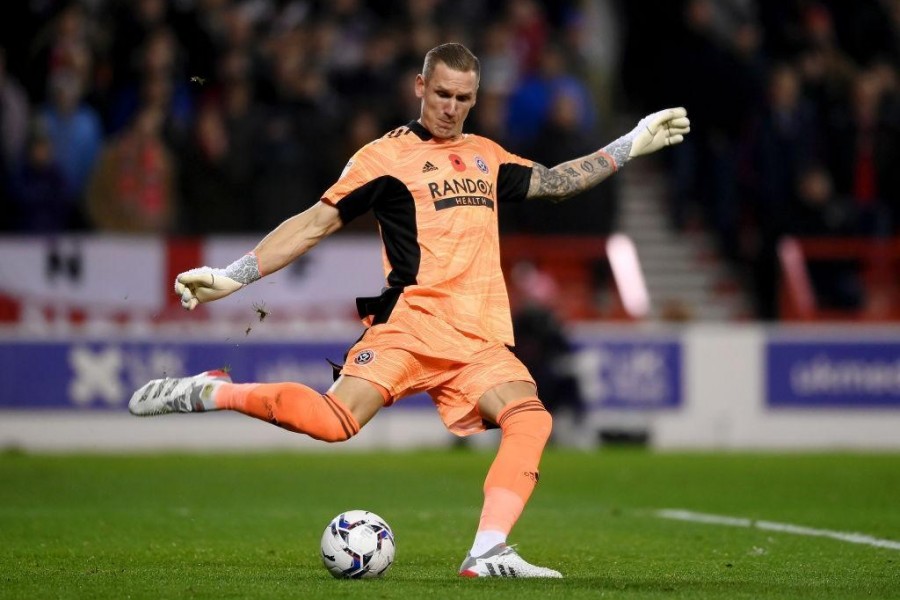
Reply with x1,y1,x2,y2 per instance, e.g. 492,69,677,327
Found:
656,509,900,551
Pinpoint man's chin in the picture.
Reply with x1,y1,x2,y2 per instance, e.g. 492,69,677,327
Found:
434,126,459,140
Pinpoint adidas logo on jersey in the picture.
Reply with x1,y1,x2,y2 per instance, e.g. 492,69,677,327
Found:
422,161,438,173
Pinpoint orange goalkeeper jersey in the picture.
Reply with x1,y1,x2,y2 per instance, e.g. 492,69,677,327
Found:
321,121,533,347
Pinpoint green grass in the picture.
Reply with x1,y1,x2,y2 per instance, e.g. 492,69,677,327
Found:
1,449,899,599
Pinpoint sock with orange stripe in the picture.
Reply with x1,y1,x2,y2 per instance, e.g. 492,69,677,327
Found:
213,382,360,442
469,397,553,556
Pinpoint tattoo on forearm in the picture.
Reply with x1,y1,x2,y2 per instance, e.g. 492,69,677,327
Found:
528,151,618,202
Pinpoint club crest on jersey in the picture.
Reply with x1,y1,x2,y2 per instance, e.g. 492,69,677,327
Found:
474,155,489,174
449,154,466,172
354,349,375,365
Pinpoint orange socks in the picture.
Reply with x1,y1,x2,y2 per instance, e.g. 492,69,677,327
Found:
472,397,552,553
214,382,360,442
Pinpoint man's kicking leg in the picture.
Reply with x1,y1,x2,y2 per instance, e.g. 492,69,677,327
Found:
129,371,384,442
458,381,561,578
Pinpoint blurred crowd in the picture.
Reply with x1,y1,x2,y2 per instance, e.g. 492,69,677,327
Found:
0,0,899,318
624,0,900,317
0,0,619,237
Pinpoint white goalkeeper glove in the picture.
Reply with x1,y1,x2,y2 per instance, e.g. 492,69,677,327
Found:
603,107,691,167
628,106,691,157
174,253,261,310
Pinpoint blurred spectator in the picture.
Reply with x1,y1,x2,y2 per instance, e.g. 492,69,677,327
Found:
0,47,30,229
505,41,596,151
179,102,255,234
559,0,623,120
86,105,177,233
507,0,550,76
476,21,519,98
793,7,857,130
468,91,511,147
403,21,442,72
253,33,341,230
39,68,103,213
667,0,762,256
0,47,30,169
177,48,265,234
331,28,404,125
787,165,865,310
317,0,378,76
107,27,194,148
8,118,72,233
385,65,423,127
744,63,819,318
825,69,900,237
789,164,859,236
825,0,898,68
171,0,231,84
109,0,170,90
25,2,103,105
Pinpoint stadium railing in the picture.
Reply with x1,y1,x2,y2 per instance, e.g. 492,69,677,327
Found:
778,235,900,321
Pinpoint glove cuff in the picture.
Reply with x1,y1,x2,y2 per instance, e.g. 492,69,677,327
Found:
224,252,262,285
601,136,631,169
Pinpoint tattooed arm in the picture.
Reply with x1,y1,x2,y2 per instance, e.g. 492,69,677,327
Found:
527,151,618,203
527,107,690,202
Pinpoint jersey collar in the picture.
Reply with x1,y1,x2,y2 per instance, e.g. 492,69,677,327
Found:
408,120,433,141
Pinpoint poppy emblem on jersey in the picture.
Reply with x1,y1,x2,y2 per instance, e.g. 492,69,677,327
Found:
474,155,489,174
449,154,466,172
354,350,375,365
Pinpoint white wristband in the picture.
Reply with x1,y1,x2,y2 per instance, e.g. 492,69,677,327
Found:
223,253,262,285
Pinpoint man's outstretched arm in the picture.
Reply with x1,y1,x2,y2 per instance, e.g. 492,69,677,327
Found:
175,201,343,310
527,107,690,202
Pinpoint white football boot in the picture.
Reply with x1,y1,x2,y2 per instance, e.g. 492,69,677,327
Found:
458,544,562,578
129,370,232,416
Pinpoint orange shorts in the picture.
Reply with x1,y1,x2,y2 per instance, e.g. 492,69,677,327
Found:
339,300,535,436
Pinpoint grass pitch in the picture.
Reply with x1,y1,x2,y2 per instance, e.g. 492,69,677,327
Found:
1,448,898,599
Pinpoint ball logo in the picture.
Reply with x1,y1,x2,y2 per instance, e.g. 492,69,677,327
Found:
474,155,489,174
354,350,375,365
449,154,466,172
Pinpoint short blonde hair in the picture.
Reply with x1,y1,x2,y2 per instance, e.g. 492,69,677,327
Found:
422,43,480,84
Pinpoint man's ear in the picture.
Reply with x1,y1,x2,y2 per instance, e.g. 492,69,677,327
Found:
415,74,425,99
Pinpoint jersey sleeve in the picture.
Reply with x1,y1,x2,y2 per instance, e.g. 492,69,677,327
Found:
494,143,534,204
320,143,388,223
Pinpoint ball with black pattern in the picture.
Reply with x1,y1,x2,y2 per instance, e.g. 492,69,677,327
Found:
320,510,395,579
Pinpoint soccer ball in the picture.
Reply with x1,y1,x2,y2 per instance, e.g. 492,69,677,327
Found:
320,510,395,579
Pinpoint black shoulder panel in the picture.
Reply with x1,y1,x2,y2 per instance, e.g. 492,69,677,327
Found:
335,176,388,224
497,163,533,204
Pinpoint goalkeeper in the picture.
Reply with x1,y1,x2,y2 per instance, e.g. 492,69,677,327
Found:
130,43,689,578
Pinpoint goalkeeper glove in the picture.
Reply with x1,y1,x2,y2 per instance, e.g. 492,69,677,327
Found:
174,253,261,310
603,107,690,167
627,106,691,158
